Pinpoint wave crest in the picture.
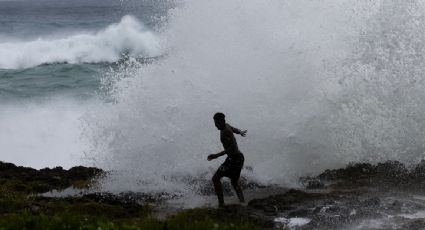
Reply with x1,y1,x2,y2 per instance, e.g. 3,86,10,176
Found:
0,15,161,69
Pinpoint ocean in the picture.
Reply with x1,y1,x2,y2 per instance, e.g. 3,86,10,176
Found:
2,0,425,197
0,0,169,168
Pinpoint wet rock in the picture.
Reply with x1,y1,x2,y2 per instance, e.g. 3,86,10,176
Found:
248,189,318,210
402,219,425,230
318,162,376,181
308,160,425,190
0,162,18,171
262,205,279,215
68,166,103,181
288,208,312,218
411,160,425,180
300,177,325,189
169,172,267,196
376,161,409,182
5,160,425,229
0,161,103,194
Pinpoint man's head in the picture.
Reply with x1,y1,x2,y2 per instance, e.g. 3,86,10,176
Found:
213,112,226,130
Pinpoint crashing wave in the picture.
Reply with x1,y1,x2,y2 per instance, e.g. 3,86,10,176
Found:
0,15,161,69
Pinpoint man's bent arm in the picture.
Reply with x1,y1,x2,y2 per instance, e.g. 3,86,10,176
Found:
214,151,227,158
216,146,236,158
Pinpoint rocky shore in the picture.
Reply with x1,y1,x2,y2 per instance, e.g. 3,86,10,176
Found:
2,160,425,229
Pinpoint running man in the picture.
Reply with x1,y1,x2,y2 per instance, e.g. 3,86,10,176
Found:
208,112,247,207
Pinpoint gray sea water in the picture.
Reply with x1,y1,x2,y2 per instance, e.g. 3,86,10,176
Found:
0,0,172,168
0,0,169,100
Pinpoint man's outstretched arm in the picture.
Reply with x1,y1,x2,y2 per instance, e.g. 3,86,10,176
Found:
229,125,247,137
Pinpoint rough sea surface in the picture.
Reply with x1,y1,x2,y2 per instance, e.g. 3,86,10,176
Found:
0,0,170,168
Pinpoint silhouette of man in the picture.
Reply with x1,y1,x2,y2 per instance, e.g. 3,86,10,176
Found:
208,112,247,207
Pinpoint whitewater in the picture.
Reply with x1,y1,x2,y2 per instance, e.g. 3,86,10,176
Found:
2,0,425,199
84,0,425,195
0,16,160,69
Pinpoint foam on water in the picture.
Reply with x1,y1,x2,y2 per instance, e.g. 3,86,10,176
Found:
80,0,425,196
398,210,425,219
0,15,160,69
274,217,311,229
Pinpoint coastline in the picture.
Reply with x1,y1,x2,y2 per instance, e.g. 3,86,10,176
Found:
2,160,425,229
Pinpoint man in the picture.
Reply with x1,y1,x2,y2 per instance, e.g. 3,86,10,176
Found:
208,112,247,207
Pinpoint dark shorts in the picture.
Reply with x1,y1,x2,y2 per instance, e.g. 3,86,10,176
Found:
214,153,244,181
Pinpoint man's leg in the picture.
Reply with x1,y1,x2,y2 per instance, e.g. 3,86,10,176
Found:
212,172,225,207
231,178,245,203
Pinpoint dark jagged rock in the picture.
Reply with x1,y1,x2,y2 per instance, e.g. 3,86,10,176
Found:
300,177,325,189
402,219,425,230
376,160,409,182
248,189,328,211
305,160,425,191
318,162,376,181
410,160,425,179
0,161,103,194
264,160,425,229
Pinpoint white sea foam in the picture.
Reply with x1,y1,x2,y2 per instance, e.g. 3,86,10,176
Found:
81,0,425,196
274,217,311,229
398,210,425,219
0,15,161,69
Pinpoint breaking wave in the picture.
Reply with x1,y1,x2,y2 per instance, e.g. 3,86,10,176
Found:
0,15,161,69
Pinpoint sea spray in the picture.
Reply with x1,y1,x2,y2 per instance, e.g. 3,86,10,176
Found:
83,0,425,196
325,0,425,164
0,98,88,169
